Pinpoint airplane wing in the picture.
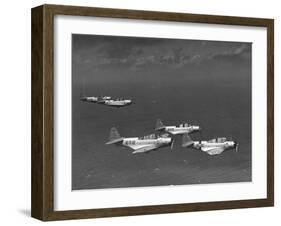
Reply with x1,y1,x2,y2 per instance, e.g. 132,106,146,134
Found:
201,147,225,155
97,100,106,104
128,144,157,154
104,102,126,108
166,130,178,135
106,104,125,108
167,130,187,135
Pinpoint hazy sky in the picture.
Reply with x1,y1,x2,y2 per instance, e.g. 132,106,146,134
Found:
72,34,251,73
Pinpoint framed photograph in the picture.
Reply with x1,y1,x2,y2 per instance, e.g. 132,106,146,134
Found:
31,4,274,221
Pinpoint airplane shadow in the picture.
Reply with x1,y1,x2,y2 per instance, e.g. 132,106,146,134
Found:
18,209,30,217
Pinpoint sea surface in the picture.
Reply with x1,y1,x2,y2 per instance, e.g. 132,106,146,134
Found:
72,57,252,190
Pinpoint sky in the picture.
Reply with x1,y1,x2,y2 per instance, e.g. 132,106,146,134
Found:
72,34,251,75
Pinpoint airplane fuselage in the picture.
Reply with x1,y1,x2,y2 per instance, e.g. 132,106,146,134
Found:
163,126,200,135
122,137,171,146
120,137,172,154
81,96,98,102
81,96,111,103
193,141,235,149
103,99,132,107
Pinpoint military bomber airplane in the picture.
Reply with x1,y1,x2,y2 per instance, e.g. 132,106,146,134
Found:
181,134,239,155
155,119,200,135
106,127,174,154
80,95,133,108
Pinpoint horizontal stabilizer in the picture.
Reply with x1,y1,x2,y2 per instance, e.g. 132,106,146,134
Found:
106,127,124,145
132,145,156,154
155,119,165,131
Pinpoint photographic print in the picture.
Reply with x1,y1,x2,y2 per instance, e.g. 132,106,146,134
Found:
31,5,274,220
72,34,252,190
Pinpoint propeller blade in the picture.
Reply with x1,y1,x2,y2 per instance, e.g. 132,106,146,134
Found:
199,129,203,143
171,139,175,150
236,143,239,152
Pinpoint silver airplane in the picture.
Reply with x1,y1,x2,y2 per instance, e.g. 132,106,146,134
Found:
80,95,111,103
182,134,239,155
106,127,174,154
100,98,133,108
81,96,133,107
155,119,200,135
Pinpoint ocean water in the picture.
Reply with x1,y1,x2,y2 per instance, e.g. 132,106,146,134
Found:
72,56,252,190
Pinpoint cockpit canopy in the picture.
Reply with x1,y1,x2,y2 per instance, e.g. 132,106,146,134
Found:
159,133,169,138
207,137,227,143
139,133,169,140
139,134,156,140
179,123,189,127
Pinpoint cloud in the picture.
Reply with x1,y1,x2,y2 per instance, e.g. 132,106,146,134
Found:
209,43,251,61
72,35,251,71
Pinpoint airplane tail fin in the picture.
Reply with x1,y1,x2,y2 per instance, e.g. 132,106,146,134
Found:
106,127,124,145
97,96,105,103
182,134,194,148
155,119,165,131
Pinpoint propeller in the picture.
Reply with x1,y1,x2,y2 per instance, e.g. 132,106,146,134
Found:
199,127,203,143
129,97,135,105
235,142,239,152
230,135,239,152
